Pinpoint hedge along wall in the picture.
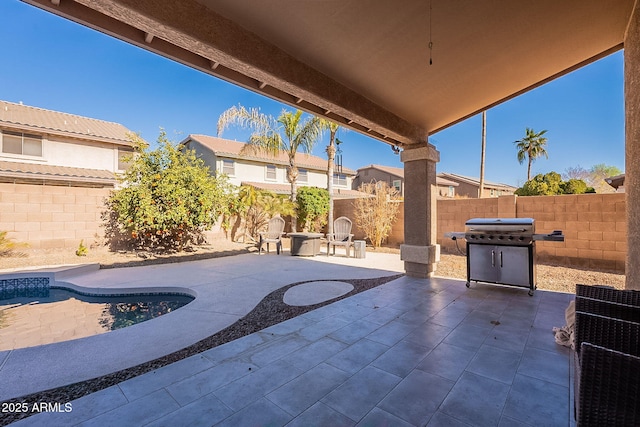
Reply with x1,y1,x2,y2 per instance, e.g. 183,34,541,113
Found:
0,183,112,249
337,193,627,272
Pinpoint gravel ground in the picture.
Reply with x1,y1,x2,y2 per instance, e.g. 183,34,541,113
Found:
435,252,625,294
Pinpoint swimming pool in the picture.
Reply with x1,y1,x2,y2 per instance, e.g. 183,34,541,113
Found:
0,288,194,351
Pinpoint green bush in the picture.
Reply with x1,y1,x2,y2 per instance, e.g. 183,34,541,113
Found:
515,172,591,196
103,131,233,251
230,185,295,241
296,187,329,232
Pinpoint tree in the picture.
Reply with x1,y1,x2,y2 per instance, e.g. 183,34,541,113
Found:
563,164,623,193
515,171,593,196
478,110,487,197
353,182,401,248
297,187,330,232
514,128,549,181
217,105,323,232
319,119,342,235
103,131,231,251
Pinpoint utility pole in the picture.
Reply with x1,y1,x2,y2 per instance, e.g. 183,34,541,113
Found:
479,111,486,198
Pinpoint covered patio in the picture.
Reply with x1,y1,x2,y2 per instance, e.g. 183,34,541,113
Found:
22,0,640,287
7,0,637,425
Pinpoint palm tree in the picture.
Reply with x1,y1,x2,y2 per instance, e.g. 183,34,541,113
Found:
217,105,323,232
478,111,486,197
319,120,341,236
514,128,549,181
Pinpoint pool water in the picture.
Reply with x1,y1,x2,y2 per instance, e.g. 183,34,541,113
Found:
0,289,193,351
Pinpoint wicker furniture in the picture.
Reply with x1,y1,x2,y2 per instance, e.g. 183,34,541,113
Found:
326,216,354,257
573,284,640,426
258,216,285,255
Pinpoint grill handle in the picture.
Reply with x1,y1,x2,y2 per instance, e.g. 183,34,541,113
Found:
491,250,495,267
500,251,503,268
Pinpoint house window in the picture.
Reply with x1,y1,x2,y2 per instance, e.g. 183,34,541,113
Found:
1,131,42,156
298,169,308,183
490,189,495,196
222,159,235,175
448,186,454,197
118,147,133,170
265,164,277,181
392,179,401,193
333,173,347,187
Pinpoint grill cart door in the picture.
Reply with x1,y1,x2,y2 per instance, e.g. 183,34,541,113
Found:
496,246,532,287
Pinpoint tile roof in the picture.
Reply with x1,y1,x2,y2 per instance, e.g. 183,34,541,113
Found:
437,172,516,190
242,181,368,198
0,160,115,186
0,100,134,146
358,164,458,186
185,134,356,175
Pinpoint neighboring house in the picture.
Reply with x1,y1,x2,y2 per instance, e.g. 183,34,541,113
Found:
605,173,625,192
0,100,135,187
437,172,517,198
0,100,138,249
353,164,459,198
181,134,360,197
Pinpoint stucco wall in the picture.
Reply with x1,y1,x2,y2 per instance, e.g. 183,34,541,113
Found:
0,135,122,173
353,168,403,195
0,183,111,249
45,136,120,171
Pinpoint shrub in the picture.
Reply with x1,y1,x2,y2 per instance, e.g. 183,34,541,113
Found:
103,131,233,251
0,231,28,257
296,187,329,232
75,240,88,257
232,185,295,241
353,182,401,248
515,172,591,196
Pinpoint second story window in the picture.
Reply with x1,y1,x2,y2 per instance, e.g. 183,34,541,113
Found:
298,168,308,183
266,164,277,181
392,179,401,193
1,131,42,157
448,186,455,197
333,173,347,187
222,159,235,176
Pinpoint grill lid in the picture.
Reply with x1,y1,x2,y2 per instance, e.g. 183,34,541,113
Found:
465,218,535,233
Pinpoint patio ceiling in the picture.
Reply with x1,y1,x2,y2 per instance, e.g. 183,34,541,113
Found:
24,0,635,147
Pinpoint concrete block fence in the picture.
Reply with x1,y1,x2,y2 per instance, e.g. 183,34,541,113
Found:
0,183,111,249
1,182,627,272
336,193,626,272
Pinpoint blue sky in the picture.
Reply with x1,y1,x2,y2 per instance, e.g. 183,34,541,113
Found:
0,0,625,187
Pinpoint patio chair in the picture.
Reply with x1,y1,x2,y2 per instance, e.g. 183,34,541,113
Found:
258,216,285,255
326,216,354,257
576,283,640,306
573,310,640,426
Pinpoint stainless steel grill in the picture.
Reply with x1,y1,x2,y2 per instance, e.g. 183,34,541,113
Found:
445,217,564,295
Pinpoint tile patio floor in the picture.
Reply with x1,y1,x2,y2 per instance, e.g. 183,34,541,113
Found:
6,254,574,426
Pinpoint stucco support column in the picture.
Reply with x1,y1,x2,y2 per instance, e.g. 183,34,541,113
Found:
625,1,640,290
400,143,440,278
